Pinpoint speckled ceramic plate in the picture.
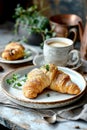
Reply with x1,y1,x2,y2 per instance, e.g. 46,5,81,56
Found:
0,47,37,64
1,65,86,109
33,54,82,70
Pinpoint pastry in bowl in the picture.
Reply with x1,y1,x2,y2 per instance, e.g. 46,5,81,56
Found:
1,42,25,60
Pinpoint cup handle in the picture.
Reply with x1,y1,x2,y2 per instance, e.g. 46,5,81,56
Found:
68,28,77,43
67,49,81,67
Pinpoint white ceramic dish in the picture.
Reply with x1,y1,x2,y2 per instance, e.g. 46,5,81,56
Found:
33,54,82,70
1,65,86,109
0,47,37,64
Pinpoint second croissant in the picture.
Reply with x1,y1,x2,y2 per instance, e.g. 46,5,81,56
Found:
2,42,25,60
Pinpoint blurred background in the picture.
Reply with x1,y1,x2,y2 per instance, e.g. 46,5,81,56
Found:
0,0,86,24
0,0,86,50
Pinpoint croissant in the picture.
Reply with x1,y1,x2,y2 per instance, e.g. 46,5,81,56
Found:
22,64,81,99
22,68,50,98
50,69,81,95
40,64,58,83
41,64,80,95
2,42,25,60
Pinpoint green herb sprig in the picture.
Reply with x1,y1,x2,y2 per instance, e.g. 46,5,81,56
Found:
13,4,56,48
45,64,50,71
24,49,32,59
6,73,27,89
40,64,50,71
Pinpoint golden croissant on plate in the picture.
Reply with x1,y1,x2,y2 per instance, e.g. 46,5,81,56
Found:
50,70,81,95
22,68,50,98
41,64,80,95
1,42,25,60
22,64,81,99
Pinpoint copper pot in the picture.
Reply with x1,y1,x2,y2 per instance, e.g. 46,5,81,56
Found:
50,14,84,42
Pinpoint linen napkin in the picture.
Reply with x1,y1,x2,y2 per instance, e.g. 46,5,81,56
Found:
0,85,87,123
57,104,87,121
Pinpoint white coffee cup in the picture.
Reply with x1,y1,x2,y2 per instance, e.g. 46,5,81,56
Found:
43,37,80,66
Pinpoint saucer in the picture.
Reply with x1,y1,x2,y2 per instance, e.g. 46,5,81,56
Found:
33,54,82,70
33,54,45,66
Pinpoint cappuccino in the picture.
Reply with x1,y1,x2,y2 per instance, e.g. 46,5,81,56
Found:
49,42,68,47
44,37,74,66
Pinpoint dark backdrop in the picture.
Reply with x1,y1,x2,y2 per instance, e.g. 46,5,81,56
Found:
0,0,33,23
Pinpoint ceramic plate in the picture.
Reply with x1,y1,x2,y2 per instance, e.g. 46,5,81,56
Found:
0,47,37,64
1,65,86,109
33,54,82,70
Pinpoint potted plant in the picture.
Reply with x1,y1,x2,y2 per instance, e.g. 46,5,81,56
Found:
13,4,56,47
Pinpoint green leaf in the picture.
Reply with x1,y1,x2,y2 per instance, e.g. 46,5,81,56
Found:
45,64,50,71
13,4,55,45
6,79,14,85
6,73,27,89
